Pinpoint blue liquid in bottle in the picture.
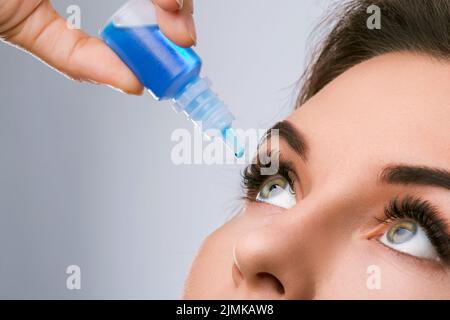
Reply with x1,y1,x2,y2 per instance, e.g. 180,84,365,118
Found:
101,21,244,158
102,23,201,100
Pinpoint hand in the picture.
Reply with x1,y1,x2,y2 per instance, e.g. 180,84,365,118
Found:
0,0,196,95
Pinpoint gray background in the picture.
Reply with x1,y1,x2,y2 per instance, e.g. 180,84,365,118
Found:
0,0,327,299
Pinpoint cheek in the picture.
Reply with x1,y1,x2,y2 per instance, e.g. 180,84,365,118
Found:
315,242,392,299
364,241,450,298
316,240,450,299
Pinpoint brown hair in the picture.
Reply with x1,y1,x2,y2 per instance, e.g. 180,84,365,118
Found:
297,0,450,107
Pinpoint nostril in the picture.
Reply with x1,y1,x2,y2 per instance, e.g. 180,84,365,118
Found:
256,272,285,295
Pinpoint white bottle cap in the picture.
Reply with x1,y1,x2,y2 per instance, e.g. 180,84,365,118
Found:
108,0,157,28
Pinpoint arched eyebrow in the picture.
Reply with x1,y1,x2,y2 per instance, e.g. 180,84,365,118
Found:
264,120,309,161
380,165,450,190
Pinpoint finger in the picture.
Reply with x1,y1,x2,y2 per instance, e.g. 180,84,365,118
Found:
153,0,183,12
3,1,143,95
0,0,43,34
155,0,196,48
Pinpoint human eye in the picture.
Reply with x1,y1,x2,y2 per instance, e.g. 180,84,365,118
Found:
242,160,297,210
379,219,438,260
376,196,450,264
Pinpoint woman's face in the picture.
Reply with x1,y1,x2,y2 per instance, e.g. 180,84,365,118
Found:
183,52,450,299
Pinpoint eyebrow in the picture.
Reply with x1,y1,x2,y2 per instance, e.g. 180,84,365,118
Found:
380,165,450,191
265,120,309,160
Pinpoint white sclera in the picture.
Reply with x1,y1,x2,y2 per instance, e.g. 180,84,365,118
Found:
108,0,157,27
257,185,296,210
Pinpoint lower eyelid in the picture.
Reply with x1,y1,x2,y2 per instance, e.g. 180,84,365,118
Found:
365,240,448,283
375,237,445,270
246,200,288,215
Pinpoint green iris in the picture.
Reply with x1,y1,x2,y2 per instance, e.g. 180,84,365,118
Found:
387,220,418,244
257,176,291,200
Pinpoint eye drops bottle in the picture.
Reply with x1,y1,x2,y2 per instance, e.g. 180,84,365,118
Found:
101,0,244,158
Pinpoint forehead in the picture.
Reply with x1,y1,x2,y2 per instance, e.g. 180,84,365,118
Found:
288,52,450,171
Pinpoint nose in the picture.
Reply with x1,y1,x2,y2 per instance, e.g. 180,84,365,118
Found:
232,215,317,299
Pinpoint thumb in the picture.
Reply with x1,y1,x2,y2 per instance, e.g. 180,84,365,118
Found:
2,1,143,95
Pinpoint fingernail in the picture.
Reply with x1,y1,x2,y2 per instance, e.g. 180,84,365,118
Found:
176,0,184,10
186,15,197,46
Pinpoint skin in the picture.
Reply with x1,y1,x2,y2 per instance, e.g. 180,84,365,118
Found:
0,0,195,94
183,52,450,299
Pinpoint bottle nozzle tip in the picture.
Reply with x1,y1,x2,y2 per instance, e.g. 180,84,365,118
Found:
234,148,245,158
222,127,245,158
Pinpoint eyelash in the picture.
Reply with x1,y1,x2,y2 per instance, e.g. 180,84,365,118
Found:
241,160,296,201
378,196,450,264
241,163,450,265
